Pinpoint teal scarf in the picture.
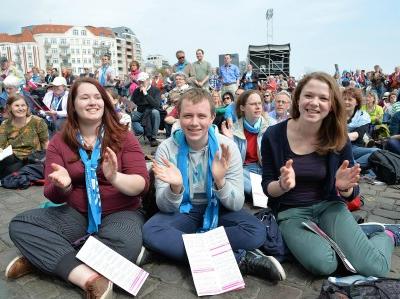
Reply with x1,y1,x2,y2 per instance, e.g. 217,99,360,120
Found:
77,127,104,233
176,127,220,232
243,117,262,134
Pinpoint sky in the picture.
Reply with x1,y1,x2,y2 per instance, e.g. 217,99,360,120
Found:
1,0,399,77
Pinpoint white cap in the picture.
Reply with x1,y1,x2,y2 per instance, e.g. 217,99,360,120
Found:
50,76,67,86
3,75,20,87
137,72,150,82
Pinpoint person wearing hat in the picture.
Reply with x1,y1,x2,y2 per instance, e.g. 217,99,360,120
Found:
41,76,69,136
1,57,23,85
130,72,162,147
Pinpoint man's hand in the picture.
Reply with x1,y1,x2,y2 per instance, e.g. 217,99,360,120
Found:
211,144,231,189
152,157,183,194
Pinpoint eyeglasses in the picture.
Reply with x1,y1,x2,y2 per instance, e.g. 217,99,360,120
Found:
178,56,185,60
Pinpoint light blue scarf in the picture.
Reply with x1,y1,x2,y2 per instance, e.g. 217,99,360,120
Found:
243,117,262,134
347,109,371,129
176,127,220,232
99,66,108,86
77,127,104,233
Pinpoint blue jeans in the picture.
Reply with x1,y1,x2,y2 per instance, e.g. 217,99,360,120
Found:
131,109,160,139
386,138,400,155
143,204,266,263
351,145,379,169
243,163,262,197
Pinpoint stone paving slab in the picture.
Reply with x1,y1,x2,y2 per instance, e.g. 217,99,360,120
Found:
0,139,399,299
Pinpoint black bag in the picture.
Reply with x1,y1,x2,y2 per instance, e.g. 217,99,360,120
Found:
254,208,290,262
368,150,400,185
319,278,400,299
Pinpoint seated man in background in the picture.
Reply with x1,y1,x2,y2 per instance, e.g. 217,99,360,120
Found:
131,72,161,147
268,91,291,124
143,88,286,282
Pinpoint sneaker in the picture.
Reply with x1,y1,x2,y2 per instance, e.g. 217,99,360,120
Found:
383,224,400,246
150,138,160,147
135,246,154,266
85,275,114,299
359,222,385,238
239,249,286,281
5,256,35,279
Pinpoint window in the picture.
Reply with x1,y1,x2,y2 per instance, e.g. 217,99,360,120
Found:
27,45,31,49
76,49,80,54
53,58,58,63
82,49,86,54
81,30,86,36
60,38,66,45
77,58,81,63
44,38,49,44
88,58,92,63
73,29,78,36
95,50,99,55
28,53,32,59
52,48,57,54
71,49,75,54
28,62,33,68
84,58,87,63
51,38,56,44
87,49,91,54
94,40,98,46
72,58,76,63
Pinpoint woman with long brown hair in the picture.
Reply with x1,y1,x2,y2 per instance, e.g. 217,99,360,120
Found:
261,72,396,277
6,78,149,298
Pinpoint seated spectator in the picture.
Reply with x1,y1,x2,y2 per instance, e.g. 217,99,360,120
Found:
362,90,384,138
343,87,379,171
151,72,164,93
128,60,141,95
269,91,291,123
105,87,132,131
262,72,397,277
41,77,69,137
163,96,180,138
221,90,275,199
61,67,75,86
0,95,48,179
223,91,237,128
143,88,286,281
212,91,226,130
6,78,149,299
131,72,161,147
382,91,397,123
262,91,274,113
387,111,400,155
240,64,258,90
79,67,94,78
167,73,191,101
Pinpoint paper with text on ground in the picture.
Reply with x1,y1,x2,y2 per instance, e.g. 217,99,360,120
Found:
0,145,13,161
182,226,245,296
250,172,268,208
76,236,148,296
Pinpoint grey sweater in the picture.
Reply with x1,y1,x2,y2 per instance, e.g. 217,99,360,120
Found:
154,129,244,213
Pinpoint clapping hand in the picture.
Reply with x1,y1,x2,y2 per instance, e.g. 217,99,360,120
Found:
152,157,183,193
102,147,118,183
279,159,295,191
335,160,361,191
211,144,231,189
48,163,72,189
220,121,233,138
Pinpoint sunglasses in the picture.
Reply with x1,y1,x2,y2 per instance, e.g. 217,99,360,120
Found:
178,56,185,59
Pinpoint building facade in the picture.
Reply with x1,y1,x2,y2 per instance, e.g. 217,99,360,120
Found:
112,27,143,76
146,54,169,69
0,25,143,77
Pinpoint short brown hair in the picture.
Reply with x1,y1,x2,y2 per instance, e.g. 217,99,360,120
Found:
342,87,362,110
129,60,140,69
6,95,31,118
177,88,215,116
291,72,347,154
235,90,264,119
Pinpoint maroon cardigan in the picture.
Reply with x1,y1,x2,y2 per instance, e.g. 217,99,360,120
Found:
44,132,149,215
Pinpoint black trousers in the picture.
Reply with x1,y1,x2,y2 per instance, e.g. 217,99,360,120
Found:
9,205,145,281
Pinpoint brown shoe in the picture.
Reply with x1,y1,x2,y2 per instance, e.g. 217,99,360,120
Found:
5,256,35,279
85,274,114,299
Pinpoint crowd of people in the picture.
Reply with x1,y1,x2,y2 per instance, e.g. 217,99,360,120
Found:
1,50,400,298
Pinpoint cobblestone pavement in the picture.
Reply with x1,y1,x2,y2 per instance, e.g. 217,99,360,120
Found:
0,138,399,298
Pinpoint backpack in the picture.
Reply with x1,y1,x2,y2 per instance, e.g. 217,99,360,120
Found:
368,150,400,185
253,208,290,262
318,278,400,299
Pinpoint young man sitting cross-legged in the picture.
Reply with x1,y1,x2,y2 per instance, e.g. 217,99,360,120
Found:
141,88,286,281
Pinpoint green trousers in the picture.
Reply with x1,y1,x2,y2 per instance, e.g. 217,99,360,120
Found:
277,200,394,276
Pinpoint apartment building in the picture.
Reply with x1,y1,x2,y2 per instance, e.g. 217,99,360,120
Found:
0,25,143,77
146,54,170,69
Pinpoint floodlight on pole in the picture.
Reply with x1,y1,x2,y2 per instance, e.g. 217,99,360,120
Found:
265,8,273,44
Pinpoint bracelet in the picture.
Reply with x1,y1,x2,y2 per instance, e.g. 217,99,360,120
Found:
278,176,290,192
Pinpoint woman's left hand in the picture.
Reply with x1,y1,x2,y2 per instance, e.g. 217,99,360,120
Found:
335,160,361,191
102,147,118,183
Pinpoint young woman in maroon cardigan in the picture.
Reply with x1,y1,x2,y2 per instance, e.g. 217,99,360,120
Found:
6,78,149,299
